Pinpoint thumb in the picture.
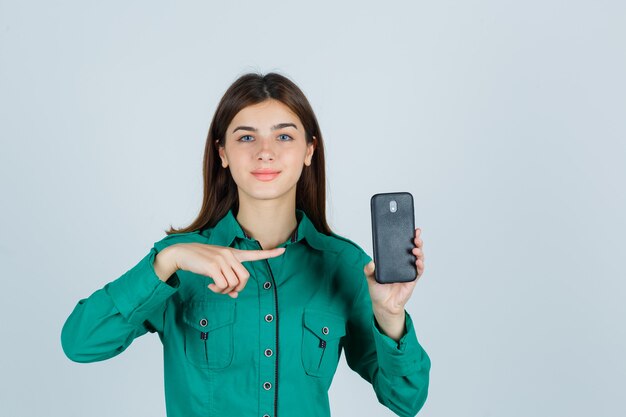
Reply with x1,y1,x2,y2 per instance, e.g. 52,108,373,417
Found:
364,261,375,275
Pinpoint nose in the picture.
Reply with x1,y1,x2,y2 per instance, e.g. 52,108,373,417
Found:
256,137,275,161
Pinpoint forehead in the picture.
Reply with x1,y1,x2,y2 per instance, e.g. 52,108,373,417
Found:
228,99,302,129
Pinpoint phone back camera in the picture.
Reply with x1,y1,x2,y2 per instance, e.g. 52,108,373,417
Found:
389,200,397,213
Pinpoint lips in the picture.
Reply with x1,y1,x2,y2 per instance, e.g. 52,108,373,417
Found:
251,169,281,182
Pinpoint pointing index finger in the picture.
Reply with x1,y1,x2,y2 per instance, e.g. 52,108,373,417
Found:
233,247,286,262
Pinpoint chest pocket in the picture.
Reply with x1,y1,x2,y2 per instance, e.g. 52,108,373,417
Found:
182,301,236,370
301,308,347,378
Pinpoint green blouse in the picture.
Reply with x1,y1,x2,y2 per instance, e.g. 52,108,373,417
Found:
61,208,430,417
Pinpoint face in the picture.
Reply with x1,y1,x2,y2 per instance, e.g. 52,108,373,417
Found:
217,99,315,203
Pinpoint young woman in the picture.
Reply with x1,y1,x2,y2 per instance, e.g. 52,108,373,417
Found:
61,72,431,417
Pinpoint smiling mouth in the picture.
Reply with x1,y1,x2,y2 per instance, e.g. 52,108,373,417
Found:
251,171,281,182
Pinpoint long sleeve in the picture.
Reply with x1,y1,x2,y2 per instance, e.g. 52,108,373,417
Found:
343,251,431,417
60,245,180,363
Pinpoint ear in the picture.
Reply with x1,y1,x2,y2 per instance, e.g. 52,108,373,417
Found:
216,139,228,168
304,136,316,166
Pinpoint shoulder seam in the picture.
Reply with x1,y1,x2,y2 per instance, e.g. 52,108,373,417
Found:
328,232,367,254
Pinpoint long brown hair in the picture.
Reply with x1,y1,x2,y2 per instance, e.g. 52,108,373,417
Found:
165,72,331,236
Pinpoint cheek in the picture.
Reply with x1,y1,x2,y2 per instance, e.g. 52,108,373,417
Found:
285,145,309,163
224,147,251,166
282,154,306,174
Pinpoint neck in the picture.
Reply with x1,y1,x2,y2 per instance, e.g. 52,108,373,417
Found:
235,191,298,250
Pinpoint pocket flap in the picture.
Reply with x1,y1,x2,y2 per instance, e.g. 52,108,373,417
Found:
303,308,347,341
183,301,236,332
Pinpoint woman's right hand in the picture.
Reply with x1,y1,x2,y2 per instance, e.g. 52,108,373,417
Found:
154,243,285,298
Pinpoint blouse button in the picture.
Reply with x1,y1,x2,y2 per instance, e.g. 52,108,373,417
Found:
322,326,329,335
199,318,208,327
264,348,273,357
263,381,272,390
263,281,272,290
265,314,274,323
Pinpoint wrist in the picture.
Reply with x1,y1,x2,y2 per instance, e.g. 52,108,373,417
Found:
373,307,406,342
372,301,405,317
153,246,179,282
373,307,405,325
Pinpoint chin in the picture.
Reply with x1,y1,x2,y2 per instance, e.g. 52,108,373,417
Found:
239,182,297,202
247,189,289,201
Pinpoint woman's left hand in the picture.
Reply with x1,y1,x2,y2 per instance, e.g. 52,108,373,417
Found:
363,227,425,316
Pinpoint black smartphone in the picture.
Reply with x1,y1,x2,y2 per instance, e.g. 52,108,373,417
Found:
370,192,417,284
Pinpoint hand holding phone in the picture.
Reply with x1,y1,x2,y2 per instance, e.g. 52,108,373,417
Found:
370,192,417,284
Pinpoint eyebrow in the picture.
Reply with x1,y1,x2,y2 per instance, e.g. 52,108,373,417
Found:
232,123,298,133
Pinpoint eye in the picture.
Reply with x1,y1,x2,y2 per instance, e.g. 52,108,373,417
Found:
278,134,293,141
238,135,254,142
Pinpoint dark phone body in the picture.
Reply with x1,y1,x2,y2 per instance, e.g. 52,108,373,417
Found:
370,192,417,284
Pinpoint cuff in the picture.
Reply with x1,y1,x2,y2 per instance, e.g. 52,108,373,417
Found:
106,247,180,326
372,310,425,376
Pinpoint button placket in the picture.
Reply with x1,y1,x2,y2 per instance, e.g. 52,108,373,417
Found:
256,265,277,416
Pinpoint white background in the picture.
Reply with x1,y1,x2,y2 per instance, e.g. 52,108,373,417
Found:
1,1,625,416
